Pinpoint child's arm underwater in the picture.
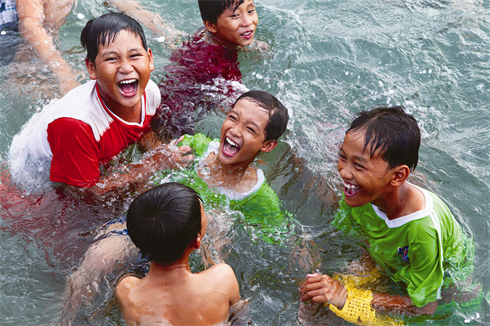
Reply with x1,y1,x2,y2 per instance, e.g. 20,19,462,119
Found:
17,0,80,94
85,135,194,196
107,0,184,44
60,221,139,324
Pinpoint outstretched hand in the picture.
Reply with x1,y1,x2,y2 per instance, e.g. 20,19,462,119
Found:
153,136,194,170
299,273,348,309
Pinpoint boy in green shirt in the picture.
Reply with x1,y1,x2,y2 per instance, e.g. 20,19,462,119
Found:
62,90,293,319
300,107,478,324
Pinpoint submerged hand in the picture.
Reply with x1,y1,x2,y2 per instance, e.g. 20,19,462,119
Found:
299,273,348,309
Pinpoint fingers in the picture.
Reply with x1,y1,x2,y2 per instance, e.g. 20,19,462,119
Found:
178,145,192,153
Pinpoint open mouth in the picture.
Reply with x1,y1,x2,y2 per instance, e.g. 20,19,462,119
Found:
222,137,240,157
344,182,360,197
241,30,254,38
118,79,139,97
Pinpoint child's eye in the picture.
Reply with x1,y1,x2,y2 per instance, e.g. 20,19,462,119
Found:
354,163,365,170
248,9,255,14
228,115,237,121
247,127,256,134
105,57,116,62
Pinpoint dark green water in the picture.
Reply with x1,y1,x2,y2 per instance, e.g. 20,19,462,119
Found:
1,0,489,325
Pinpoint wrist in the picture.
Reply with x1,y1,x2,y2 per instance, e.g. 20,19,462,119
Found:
336,284,348,310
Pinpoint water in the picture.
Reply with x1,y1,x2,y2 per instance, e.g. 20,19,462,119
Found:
1,0,490,325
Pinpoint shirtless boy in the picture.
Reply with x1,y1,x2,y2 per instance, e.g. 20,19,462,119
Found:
115,182,240,326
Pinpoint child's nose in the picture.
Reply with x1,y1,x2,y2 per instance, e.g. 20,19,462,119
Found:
241,14,252,26
229,124,242,137
338,162,352,180
119,59,134,74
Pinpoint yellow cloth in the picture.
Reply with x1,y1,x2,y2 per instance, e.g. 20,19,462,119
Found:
327,273,403,326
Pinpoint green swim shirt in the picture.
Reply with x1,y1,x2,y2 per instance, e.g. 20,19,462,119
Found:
152,133,296,245
332,185,474,307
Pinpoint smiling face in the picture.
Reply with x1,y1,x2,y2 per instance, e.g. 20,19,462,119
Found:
205,0,258,48
219,98,276,170
337,129,397,208
86,29,154,121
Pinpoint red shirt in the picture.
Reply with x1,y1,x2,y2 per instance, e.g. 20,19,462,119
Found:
28,80,161,187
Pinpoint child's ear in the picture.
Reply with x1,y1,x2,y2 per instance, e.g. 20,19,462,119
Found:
390,165,410,187
193,236,202,250
147,48,155,72
260,140,278,153
85,58,97,80
203,20,218,34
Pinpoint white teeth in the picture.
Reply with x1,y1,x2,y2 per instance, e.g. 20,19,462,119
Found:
119,79,137,85
242,31,252,36
345,183,358,189
226,137,239,147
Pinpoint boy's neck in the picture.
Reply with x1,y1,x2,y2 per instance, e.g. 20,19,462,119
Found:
201,153,257,193
148,259,192,279
204,29,238,50
97,82,143,123
372,183,425,220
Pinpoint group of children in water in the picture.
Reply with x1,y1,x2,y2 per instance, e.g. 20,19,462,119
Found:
7,0,486,325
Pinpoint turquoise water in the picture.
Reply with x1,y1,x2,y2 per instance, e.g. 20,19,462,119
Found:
1,0,490,325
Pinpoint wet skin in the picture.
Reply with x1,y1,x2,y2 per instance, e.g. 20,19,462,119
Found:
219,98,275,171
205,0,259,49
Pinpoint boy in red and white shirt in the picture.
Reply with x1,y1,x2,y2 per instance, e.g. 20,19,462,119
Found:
11,12,192,191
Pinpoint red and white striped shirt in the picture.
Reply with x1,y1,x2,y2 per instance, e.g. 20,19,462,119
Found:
28,79,160,187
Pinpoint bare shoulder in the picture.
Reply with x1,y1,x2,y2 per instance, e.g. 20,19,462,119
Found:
203,264,240,304
207,263,236,278
115,275,141,300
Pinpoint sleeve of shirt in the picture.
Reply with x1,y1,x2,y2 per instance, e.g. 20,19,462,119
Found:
393,222,443,307
233,182,292,245
178,133,212,157
47,118,100,187
145,80,161,115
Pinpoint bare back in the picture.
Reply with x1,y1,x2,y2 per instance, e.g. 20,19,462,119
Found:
115,263,240,326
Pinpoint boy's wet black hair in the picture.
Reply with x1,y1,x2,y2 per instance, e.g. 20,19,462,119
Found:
127,183,202,266
232,90,289,142
198,0,245,25
81,12,148,65
347,106,420,171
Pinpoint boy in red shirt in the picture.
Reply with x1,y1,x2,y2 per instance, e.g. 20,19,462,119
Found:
10,12,192,192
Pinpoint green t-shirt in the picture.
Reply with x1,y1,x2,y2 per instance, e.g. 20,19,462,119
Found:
152,133,296,245
332,185,474,307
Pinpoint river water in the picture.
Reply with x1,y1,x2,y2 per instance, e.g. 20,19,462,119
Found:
0,0,489,325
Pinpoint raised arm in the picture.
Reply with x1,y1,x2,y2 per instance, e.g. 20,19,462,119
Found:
16,0,80,94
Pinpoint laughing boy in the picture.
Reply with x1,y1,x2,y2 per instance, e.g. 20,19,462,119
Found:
300,107,479,324
17,12,191,191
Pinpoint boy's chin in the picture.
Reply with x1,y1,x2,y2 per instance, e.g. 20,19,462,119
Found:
343,196,367,208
